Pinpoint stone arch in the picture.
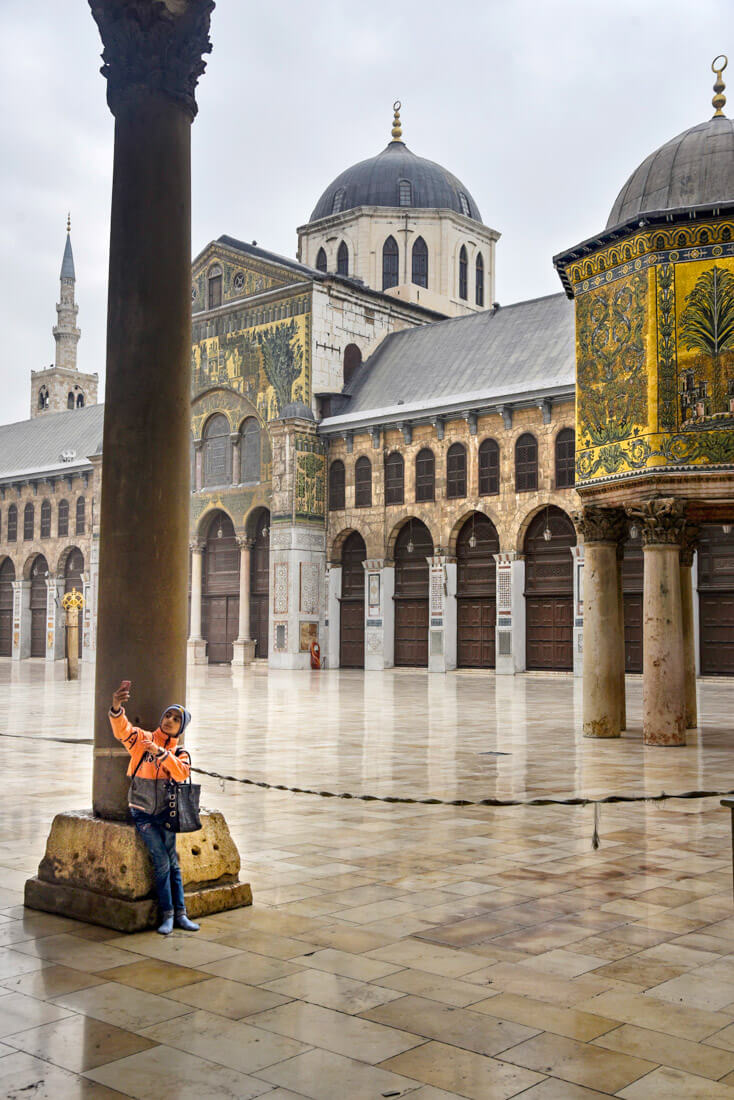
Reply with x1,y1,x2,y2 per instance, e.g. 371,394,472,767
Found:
244,503,270,541
515,501,568,553
385,514,439,561
196,503,238,541
447,506,501,556
23,552,47,581
55,544,85,578
329,525,370,564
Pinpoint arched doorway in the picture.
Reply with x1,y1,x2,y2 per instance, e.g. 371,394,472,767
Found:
250,510,270,659
524,507,575,670
698,524,734,676
64,548,84,659
30,555,49,658
457,513,499,668
621,535,643,673
340,532,366,668
0,559,14,656
394,520,433,667
202,512,239,664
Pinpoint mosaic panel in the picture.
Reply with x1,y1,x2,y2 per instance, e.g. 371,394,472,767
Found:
299,562,319,615
273,562,288,615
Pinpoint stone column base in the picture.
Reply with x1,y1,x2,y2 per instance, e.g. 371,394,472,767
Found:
232,639,256,667
187,638,207,665
25,809,252,933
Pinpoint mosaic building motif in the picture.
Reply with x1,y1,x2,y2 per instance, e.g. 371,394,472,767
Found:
561,221,734,485
294,435,326,522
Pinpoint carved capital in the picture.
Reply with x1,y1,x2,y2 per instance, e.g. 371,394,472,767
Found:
89,0,214,119
679,523,701,567
189,538,205,553
236,536,254,551
572,506,626,545
625,498,687,547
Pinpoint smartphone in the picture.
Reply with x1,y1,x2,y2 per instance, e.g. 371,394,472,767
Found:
120,680,131,691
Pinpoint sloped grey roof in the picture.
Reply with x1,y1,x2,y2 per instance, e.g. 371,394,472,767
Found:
310,140,482,223
322,294,574,427
0,404,104,482
60,233,75,280
607,116,734,228
217,235,321,280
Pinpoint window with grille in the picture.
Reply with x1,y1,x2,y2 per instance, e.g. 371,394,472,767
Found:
515,433,538,492
398,179,412,206
24,503,34,541
459,192,471,217
315,247,327,272
203,414,230,487
459,245,468,300
58,500,69,537
475,253,484,306
329,460,345,510
382,236,399,290
331,188,346,214
446,443,467,498
67,392,75,410
7,505,17,542
40,500,51,539
76,497,86,535
208,265,222,309
240,418,260,484
354,456,372,507
412,236,428,288
415,448,435,502
337,241,349,276
385,452,404,505
555,427,575,488
478,438,499,495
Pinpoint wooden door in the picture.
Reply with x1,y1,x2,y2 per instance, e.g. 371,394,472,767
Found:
250,511,270,659
524,507,575,671
203,513,239,663
30,556,48,658
340,531,366,668
64,548,84,658
698,524,734,676
456,513,498,668
394,521,432,667
622,537,643,673
0,559,14,657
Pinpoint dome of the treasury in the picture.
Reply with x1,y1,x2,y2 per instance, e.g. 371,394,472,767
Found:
309,103,483,223
607,87,734,229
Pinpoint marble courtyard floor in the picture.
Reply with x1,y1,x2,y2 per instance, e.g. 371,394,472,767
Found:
1,662,734,1097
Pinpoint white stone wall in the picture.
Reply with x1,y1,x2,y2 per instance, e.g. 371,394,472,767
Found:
299,207,499,319
30,367,99,419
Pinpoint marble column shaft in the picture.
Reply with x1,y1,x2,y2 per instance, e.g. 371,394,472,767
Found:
189,543,204,639
680,528,700,730
237,538,252,642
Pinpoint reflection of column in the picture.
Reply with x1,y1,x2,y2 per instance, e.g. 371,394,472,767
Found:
187,539,207,665
616,542,626,731
571,544,584,678
629,499,687,746
327,564,342,669
494,551,524,674
12,580,29,660
232,537,255,666
363,559,393,670
573,507,626,739
680,527,700,729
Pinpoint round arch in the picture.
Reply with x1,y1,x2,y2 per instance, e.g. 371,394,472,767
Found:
196,504,238,541
456,511,500,669
55,544,84,578
385,514,439,562
0,557,15,657
523,505,576,672
340,530,367,668
394,518,433,668
447,505,501,557
329,525,370,564
28,554,49,657
201,509,239,664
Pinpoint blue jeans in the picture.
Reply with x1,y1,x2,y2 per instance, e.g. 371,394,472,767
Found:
130,809,185,915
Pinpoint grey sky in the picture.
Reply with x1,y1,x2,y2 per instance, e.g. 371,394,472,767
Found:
0,0,729,424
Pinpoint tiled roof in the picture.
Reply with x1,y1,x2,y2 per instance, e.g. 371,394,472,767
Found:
0,404,104,482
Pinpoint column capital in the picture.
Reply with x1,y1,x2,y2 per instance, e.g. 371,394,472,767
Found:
189,538,205,553
626,498,687,547
679,523,701,567
236,536,254,550
572,505,627,545
89,0,214,120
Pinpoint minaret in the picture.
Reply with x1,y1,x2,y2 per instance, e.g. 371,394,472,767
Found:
31,216,98,417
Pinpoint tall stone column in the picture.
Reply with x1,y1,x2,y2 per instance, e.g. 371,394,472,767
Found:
680,526,700,729
26,0,251,931
232,537,255,666
187,539,207,664
493,552,525,674
570,544,584,678
616,540,627,731
628,499,687,746
573,507,626,738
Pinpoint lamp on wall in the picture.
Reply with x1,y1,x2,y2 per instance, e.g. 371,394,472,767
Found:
468,512,477,550
629,523,640,540
724,523,733,535
407,518,414,555
542,505,552,542
262,525,269,539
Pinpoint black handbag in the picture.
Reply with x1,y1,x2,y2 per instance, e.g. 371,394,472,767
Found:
163,774,202,834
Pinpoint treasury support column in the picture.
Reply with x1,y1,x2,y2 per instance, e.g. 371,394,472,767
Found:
187,539,207,664
680,526,700,730
629,498,687,746
573,507,626,738
232,537,255,666
26,0,251,931
616,540,627,731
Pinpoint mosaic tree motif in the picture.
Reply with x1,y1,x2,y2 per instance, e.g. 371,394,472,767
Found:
257,321,303,415
679,265,734,414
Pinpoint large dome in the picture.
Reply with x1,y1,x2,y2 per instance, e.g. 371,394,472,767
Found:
309,139,482,223
607,115,734,228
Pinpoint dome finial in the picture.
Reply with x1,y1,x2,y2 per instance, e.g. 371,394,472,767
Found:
391,100,403,142
66,211,71,234
712,54,728,117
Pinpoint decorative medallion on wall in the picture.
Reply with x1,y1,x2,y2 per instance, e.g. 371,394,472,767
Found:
273,562,288,614
368,573,380,615
299,562,319,615
232,271,245,291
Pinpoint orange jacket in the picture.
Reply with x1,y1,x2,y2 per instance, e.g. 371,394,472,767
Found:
109,708,191,784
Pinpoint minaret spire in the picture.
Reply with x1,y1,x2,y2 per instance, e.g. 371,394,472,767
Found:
54,215,80,370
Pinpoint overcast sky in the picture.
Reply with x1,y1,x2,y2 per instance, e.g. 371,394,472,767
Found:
0,0,729,423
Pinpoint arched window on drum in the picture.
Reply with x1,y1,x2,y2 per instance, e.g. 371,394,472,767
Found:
202,414,230,488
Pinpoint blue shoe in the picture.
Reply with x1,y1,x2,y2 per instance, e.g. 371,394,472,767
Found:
175,910,200,932
157,911,174,935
